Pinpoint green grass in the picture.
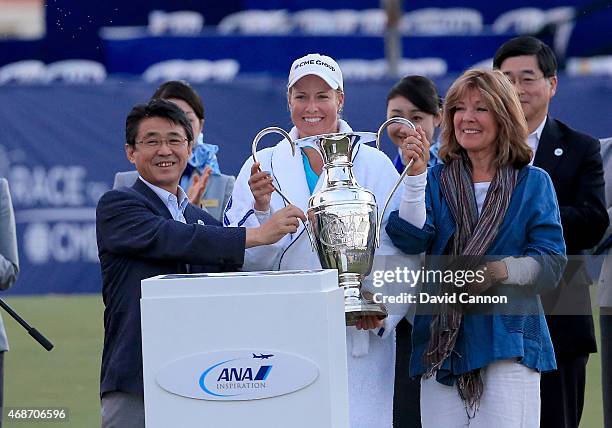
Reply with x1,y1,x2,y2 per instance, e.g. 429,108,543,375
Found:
0,294,605,427
582,304,603,428
3,295,104,427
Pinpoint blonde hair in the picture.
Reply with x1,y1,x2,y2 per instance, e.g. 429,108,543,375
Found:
438,69,531,169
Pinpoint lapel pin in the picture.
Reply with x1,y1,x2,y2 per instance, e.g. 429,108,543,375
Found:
554,148,563,156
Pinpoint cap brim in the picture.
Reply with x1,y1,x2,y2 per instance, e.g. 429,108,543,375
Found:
288,70,340,90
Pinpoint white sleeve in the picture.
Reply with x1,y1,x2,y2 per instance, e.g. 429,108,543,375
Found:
359,149,415,338
0,256,17,290
368,151,403,257
398,170,427,229
0,181,18,290
500,256,542,286
224,154,291,272
371,166,424,336
254,208,271,224
224,156,261,227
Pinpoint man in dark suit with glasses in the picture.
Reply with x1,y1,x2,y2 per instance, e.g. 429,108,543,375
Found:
494,36,608,428
96,99,305,427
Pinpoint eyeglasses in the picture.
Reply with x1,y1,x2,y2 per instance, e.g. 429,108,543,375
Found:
136,137,188,149
504,74,548,87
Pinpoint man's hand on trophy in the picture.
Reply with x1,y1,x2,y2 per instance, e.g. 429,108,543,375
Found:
245,205,306,247
400,125,430,176
249,162,275,211
355,316,384,331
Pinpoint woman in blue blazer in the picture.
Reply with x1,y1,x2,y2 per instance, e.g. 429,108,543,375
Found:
385,69,566,427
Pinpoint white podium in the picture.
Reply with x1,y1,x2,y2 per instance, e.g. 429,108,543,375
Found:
141,269,349,428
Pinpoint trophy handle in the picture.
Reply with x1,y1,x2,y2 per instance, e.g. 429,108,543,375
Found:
251,127,295,206
251,127,316,251
252,126,295,164
374,117,416,248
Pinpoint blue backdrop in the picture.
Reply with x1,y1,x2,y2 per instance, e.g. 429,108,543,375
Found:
1,1,610,73
102,34,514,75
0,76,611,295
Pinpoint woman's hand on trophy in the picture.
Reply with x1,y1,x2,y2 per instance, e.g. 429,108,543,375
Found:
249,162,275,211
356,291,385,330
400,125,430,176
355,316,384,331
245,205,306,247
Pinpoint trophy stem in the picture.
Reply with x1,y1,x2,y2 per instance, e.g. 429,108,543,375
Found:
340,273,388,326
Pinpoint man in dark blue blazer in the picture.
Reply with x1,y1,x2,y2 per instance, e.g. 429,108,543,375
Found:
96,99,305,427
495,36,608,428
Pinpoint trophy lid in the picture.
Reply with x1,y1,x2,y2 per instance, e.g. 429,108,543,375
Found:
319,135,352,164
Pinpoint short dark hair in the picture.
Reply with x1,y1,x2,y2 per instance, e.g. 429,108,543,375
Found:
151,80,204,121
386,75,441,116
493,36,557,77
125,98,194,147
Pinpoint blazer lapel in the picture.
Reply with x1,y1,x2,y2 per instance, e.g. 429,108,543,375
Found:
183,205,197,225
533,117,566,177
184,204,208,225
133,179,195,272
132,178,173,220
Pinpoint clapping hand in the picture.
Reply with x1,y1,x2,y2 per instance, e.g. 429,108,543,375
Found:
188,166,212,205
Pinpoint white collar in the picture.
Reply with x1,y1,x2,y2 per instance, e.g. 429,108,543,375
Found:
138,176,189,209
529,116,547,142
271,119,354,212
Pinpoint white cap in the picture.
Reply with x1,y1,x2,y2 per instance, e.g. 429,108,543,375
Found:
287,53,343,91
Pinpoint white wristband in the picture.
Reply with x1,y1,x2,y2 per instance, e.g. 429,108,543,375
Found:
501,256,542,286
399,170,427,228
254,208,271,224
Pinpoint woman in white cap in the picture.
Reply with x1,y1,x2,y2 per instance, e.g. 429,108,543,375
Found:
225,53,408,428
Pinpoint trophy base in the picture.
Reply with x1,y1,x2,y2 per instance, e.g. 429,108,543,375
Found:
339,273,388,326
344,300,388,327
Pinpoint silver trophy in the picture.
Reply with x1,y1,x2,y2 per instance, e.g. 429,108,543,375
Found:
252,118,416,326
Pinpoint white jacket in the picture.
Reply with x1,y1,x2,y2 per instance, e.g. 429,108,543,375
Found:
225,120,413,427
